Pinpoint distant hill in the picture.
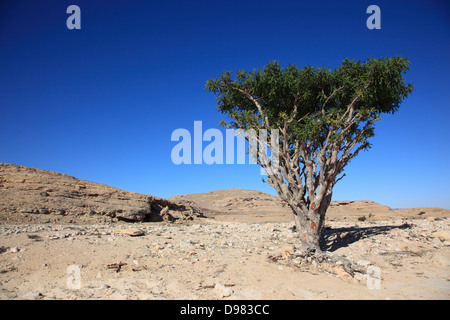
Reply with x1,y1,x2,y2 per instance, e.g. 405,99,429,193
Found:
0,163,203,223
170,188,450,223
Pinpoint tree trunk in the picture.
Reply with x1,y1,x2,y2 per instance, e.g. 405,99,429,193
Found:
292,208,322,254
290,194,332,255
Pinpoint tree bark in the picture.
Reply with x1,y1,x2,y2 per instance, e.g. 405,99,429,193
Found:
290,192,332,255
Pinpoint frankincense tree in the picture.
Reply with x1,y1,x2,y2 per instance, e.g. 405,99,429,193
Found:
206,57,414,255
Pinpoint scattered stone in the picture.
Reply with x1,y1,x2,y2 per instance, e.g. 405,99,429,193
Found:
107,261,127,272
431,231,450,242
116,209,148,222
27,234,42,240
181,240,194,248
282,246,294,259
214,282,234,298
113,229,144,237
160,206,175,222
356,260,371,267
334,265,352,280
432,254,449,267
27,291,43,298
353,272,368,283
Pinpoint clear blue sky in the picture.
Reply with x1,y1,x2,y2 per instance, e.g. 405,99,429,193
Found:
1,0,449,209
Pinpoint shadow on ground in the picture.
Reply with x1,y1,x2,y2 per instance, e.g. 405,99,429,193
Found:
320,223,412,252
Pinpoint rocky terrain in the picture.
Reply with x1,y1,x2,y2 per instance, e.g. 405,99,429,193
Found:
0,218,449,300
0,163,449,300
0,163,204,224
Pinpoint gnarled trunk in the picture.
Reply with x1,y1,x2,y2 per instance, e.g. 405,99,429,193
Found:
290,192,332,255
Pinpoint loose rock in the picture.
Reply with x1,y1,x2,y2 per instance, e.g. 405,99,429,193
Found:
431,231,450,242
214,282,234,298
113,229,144,237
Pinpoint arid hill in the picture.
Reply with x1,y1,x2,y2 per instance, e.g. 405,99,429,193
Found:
170,188,450,223
0,163,203,224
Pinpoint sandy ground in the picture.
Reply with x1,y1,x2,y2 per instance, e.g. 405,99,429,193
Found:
0,214,449,300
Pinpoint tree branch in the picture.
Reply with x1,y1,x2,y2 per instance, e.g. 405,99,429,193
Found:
232,87,270,128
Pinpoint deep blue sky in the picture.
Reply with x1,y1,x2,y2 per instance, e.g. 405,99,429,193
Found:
1,0,449,209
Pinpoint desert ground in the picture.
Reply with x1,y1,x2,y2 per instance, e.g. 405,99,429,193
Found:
0,163,449,300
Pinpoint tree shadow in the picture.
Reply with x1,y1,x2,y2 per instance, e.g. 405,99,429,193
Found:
320,223,412,252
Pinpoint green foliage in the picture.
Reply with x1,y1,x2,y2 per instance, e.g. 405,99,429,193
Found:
205,57,414,148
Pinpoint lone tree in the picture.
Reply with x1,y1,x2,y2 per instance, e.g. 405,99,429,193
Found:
206,57,414,256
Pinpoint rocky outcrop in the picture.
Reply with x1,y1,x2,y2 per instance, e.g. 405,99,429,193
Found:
0,163,204,222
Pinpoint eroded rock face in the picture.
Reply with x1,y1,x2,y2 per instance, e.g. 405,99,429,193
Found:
0,163,204,222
